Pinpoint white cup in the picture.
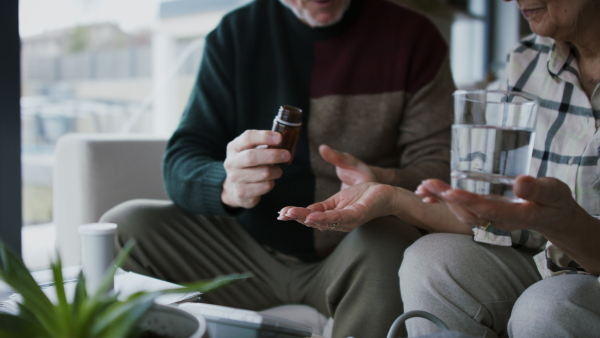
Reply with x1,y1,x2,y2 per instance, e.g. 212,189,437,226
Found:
78,222,117,295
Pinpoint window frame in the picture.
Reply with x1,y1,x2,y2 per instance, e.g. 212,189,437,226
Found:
0,0,23,256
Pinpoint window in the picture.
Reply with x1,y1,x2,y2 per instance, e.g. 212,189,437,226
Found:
19,0,522,270
20,0,251,269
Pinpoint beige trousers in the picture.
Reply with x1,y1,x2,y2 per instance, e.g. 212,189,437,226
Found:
100,199,423,338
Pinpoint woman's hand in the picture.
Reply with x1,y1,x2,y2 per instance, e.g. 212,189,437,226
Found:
417,176,600,274
278,182,396,232
415,175,579,233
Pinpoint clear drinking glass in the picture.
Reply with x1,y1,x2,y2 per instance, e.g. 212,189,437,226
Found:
451,90,540,201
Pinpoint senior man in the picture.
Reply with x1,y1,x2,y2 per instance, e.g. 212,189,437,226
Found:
101,0,455,337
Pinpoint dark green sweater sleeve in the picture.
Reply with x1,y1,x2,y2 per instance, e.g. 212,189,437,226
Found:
162,19,239,217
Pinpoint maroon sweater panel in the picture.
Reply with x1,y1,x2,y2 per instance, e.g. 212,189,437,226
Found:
310,0,448,99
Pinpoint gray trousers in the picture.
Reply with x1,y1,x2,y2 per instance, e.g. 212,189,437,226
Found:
100,199,423,338
399,233,600,337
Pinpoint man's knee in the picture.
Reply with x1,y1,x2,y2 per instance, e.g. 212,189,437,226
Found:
100,199,173,242
330,217,422,292
349,216,421,261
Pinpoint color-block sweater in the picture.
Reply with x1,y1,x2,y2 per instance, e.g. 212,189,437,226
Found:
163,0,455,262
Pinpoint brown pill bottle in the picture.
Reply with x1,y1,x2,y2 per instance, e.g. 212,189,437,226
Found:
268,105,303,165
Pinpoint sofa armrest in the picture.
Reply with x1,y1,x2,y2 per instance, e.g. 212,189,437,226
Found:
53,133,169,266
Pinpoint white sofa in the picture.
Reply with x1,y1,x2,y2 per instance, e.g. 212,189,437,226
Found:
52,133,332,337
54,133,170,267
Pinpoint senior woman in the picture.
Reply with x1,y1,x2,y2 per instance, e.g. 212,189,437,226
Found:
278,0,600,336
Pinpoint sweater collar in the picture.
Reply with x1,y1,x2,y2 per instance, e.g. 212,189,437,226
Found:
279,0,362,41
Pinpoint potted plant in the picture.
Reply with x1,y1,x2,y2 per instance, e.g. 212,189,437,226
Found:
0,240,251,337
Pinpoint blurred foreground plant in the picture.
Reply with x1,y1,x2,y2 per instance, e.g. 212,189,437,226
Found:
0,240,251,337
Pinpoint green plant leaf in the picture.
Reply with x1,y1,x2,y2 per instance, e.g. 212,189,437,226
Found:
50,253,72,336
0,312,45,337
74,292,119,337
89,293,156,337
72,239,135,336
159,272,254,297
0,241,58,336
70,271,88,336
0,238,253,338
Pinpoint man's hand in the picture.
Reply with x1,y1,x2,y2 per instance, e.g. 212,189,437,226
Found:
221,130,291,209
319,144,377,190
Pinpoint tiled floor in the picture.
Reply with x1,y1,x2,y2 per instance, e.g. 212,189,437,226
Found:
22,223,56,271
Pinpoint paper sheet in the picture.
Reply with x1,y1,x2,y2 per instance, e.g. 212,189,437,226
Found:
1,268,200,315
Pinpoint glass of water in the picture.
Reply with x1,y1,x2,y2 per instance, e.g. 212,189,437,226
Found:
451,90,540,202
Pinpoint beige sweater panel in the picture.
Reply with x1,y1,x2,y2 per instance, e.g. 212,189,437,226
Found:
308,56,455,256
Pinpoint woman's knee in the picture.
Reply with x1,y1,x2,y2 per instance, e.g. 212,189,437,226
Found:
509,275,600,336
400,233,473,282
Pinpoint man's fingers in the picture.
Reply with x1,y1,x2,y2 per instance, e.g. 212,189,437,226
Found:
226,165,283,183
227,180,276,208
226,148,290,169
246,181,276,198
225,130,289,167
229,130,282,153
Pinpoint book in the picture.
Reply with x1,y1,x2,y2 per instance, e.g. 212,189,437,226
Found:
180,303,316,338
